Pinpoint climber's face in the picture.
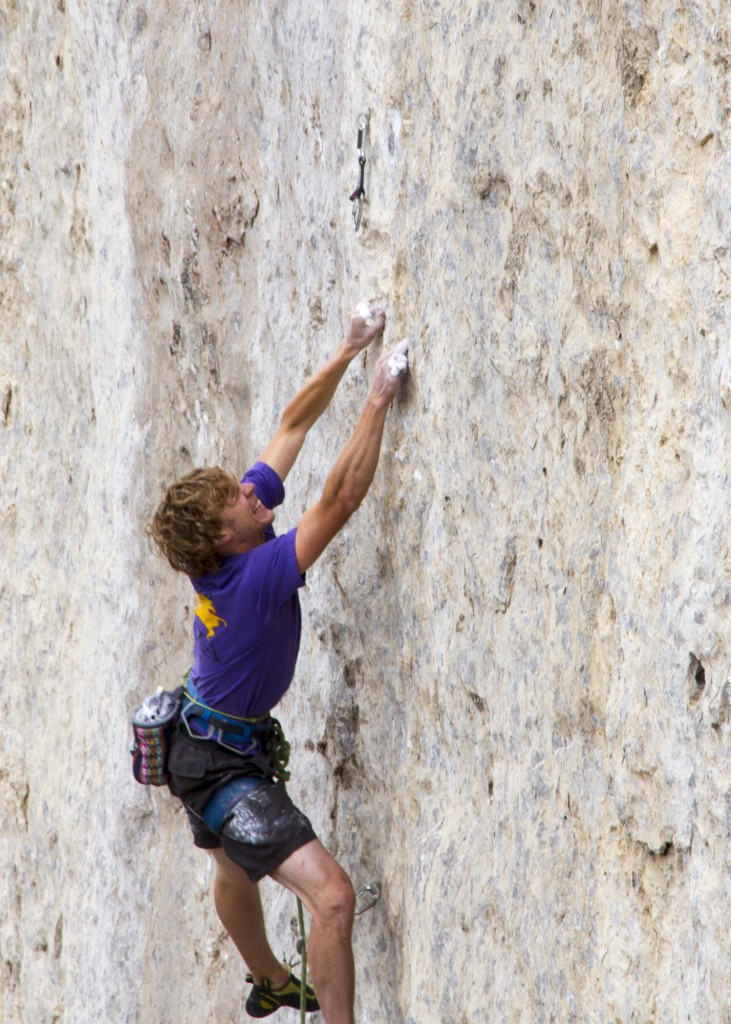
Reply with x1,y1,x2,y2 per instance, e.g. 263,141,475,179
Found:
217,481,274,554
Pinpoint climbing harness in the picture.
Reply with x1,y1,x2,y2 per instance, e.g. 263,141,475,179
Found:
182,674,266,749
182,673,291,781
200,775,265,834
349,111,369,231
130,686,184,786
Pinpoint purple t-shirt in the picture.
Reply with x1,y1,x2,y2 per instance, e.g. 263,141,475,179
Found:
189,462,305,717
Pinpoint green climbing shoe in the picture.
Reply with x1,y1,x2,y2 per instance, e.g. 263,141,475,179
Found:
245,972,319,1018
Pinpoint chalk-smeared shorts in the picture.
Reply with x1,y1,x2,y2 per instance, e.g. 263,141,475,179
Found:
167,723,317,882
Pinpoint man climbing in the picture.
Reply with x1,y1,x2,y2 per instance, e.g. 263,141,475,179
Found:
148,303,408,1024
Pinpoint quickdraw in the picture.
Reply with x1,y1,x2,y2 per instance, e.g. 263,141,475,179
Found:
349,112,369,231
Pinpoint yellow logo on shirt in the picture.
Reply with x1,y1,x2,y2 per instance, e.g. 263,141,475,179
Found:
195,593,227,638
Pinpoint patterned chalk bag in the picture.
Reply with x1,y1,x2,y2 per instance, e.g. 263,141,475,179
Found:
130,687,183,786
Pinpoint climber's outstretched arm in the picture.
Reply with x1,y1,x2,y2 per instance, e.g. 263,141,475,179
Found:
294,340,409,573
258,305,386,482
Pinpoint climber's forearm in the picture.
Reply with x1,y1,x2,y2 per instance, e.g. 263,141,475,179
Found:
294,341,409,573
258,306,386,482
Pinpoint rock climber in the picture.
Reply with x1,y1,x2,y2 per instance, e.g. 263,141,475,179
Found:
147,303,408,1024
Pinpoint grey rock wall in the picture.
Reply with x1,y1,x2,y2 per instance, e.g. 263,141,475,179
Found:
3,1,731,1021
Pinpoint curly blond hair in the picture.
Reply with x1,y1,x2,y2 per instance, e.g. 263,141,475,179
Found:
148,467,239,577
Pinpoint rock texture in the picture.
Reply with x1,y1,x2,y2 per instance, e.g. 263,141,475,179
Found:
3,1,731,1021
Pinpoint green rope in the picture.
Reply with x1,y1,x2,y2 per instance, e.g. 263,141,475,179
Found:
277,726,303,1021
297,897,308,1024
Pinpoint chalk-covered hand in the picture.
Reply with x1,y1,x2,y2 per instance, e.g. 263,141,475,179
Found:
371,338,410,406
387,339,409,378
344,299,386,355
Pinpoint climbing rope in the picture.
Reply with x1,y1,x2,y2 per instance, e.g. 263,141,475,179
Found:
282,747,306,1023
297,897,308,1024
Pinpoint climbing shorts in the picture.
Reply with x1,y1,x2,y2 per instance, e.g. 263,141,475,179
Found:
166,722,317,882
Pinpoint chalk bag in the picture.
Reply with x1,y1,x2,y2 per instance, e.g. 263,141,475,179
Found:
130,686,183,786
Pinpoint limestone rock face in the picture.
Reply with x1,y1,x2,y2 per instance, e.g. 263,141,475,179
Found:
3,2,731,1022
